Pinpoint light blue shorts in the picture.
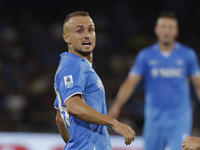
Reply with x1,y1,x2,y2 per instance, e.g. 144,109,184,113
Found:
143,121,192,150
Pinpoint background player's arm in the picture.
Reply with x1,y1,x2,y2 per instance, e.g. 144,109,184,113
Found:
65,95,135,145
56,109,70,143
182,136,200,150
108,75,142,119
191,75,200,103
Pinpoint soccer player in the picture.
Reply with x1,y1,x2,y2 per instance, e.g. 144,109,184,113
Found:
54,11,135,150
182,136,200,150
108,11,200,150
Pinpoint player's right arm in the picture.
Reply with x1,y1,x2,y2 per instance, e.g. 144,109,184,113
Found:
65,94,135,145
108,75,141,119
108,50,146,119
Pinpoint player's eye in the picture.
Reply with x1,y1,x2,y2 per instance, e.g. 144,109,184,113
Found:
88,28,93,32
77,30,83,33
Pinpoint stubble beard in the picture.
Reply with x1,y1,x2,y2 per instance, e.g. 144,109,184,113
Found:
162,42,172,46
74,48,93,57
160,38,175,47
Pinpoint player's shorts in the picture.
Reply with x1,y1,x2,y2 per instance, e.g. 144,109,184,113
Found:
143,120,192,150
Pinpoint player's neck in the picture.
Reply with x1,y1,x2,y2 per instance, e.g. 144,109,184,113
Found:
86,53,93,64
159,42,174,52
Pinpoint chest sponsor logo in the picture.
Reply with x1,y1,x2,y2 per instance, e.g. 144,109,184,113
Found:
64,75,74,88
151,67,183,78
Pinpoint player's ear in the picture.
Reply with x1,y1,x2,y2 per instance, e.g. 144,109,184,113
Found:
154,26,158,37
62,33,71,45
176,28,179,37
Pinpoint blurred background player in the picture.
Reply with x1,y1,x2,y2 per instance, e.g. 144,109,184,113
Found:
54,11,135,150
182,136,200,150
108,11,200,150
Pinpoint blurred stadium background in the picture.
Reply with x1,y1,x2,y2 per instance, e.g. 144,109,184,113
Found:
0,0,200,149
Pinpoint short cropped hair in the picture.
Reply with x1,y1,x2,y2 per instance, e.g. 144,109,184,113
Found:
63,11,90,32
157,11,178,21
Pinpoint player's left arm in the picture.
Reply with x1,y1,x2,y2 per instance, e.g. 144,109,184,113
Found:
55,109,70,143
188,49,200,103
191,75,200,103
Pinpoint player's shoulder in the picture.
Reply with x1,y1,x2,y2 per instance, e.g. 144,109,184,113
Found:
176,42,196,60
177,42,195,54
176,42,197,59
57,53,85,76
60,53,83,68
137,44,156,57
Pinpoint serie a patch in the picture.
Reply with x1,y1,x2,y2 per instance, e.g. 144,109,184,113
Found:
64,75,74,88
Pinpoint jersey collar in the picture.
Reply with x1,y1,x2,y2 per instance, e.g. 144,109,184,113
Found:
60,52,92,66
60,52,84,61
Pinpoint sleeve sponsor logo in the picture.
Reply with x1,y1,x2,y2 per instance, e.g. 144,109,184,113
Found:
64,75,73,88
96,79,104,91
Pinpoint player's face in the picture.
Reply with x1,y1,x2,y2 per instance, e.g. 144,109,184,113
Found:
155,17,178,45
64,16,96,56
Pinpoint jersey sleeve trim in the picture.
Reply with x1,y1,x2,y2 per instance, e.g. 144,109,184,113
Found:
64,92,84,104
129,72,142,76
190,71,200,77
54,106,59,109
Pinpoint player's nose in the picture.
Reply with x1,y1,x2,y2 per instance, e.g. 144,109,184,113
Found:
83,31,91,38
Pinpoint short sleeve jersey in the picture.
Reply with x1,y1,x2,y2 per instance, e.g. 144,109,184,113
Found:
129,42,200,126
54,52,112,150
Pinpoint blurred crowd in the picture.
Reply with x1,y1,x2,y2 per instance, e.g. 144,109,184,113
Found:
0,0,200,135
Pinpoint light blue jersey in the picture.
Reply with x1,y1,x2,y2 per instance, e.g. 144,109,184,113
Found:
129,42,200,127
54,52,112,150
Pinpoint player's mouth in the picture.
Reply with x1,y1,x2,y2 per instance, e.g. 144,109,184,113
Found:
82,42,92,48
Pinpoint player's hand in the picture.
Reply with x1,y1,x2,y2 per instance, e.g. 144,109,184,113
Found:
111,119,135,145
182,136,200,150
108,104,120,119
